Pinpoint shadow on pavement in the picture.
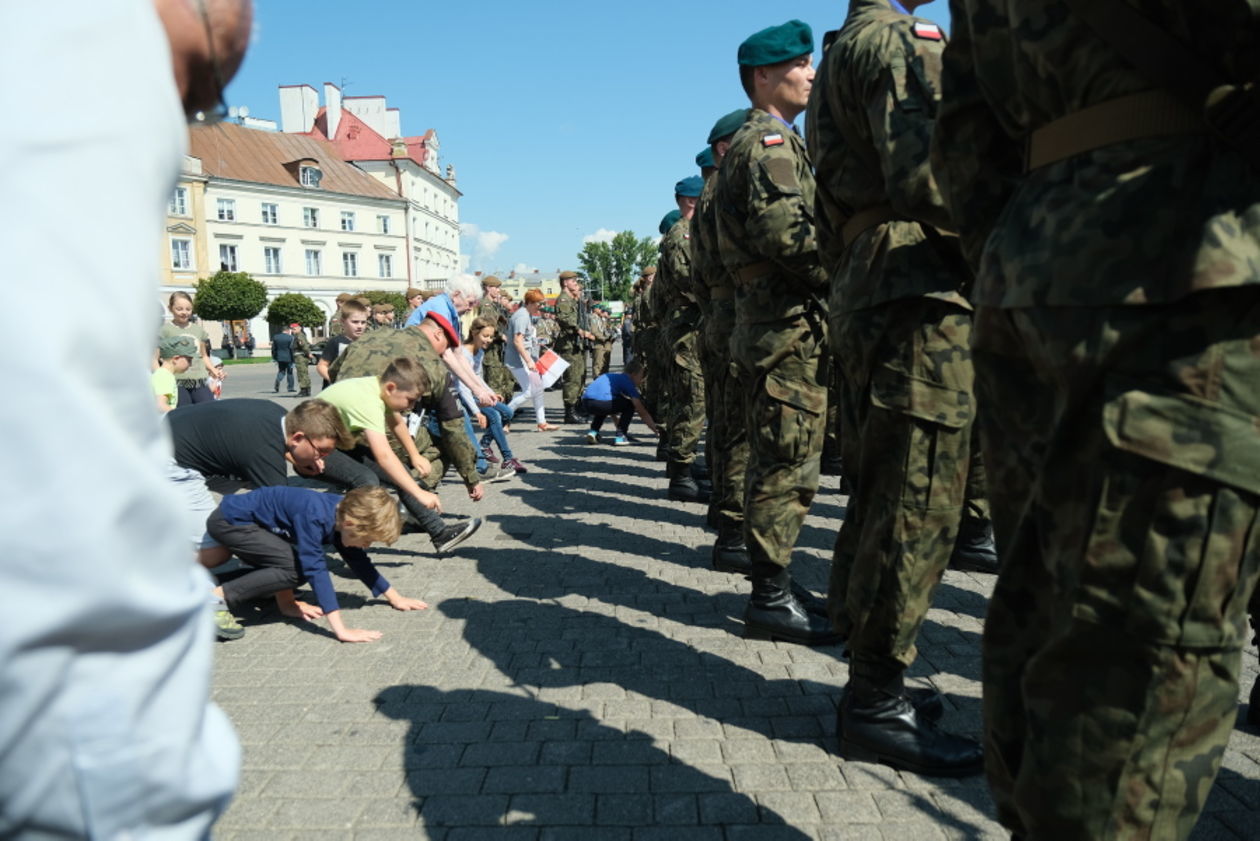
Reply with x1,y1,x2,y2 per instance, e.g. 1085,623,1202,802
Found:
375,684,813,838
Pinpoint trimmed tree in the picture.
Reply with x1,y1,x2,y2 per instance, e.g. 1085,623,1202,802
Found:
266,292,325,330
192,271,268,322
577,231,658,302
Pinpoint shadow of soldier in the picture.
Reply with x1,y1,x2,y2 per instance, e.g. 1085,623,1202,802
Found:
374,684,813,837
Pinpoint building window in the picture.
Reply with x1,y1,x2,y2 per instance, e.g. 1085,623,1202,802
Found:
300,166,322,187
305,249,322,275
303,207,319,228
216,198,236,221
218,244,238,271
168,187,188,216
264,246,282,274
261,202,278,225
377,215,390,234
340,211,356,232
378,254,393,278
342,251,358,277
170,238,193,270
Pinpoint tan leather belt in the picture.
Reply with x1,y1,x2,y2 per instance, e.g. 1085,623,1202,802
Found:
736,260,774,283
1026,89,1204,171
841,204,900,247
709,286,734,300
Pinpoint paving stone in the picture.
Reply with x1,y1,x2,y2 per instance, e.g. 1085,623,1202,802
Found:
205,369,1258,841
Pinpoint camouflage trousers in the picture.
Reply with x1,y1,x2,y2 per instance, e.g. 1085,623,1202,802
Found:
828,298,974,674
665,330,706,466
703,301,748,530
731,312,827,568
295,353,311,390
592,342,612,379
482,343,515,402
973,290,1260,841
556,339,586,407
641,329,671,420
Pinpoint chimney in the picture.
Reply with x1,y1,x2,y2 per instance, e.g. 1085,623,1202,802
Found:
278,84,318,133
324,82,342,140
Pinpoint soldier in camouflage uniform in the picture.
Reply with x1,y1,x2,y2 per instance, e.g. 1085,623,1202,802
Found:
715,21,837,647
632,267,660,417
553,271,592,423
476,276,515,402
934,0,1260,834
328,316,485,554
657,175,709,504
649,215,680,462
292,323,312,396
693,109,753,571
589,308,614,378
808,0,982,776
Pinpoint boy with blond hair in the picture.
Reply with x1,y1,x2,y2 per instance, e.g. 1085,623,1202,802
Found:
152,335,197,412
317,299,369,388
206,486,426,643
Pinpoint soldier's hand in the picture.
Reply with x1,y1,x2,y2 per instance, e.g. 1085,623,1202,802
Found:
467,482,485,502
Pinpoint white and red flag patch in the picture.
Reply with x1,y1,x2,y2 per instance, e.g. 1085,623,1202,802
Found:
912,21,943,40
762,133,784,147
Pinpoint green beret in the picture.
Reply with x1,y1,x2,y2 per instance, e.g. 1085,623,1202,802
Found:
481,275,502,287
738,20,813,67
659,209,682,235
708,109,748,144
674,176,704,198
695,147,715,169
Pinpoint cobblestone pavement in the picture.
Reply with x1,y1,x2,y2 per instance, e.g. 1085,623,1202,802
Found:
211,361,1260,840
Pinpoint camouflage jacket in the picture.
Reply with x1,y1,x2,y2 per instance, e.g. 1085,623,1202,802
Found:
808,0,968,316
554,289,581,343
328,326,477,485
934,0,1260,308
689,174,722,309
475,298,507,331
714,108,826,324
657,217,700,343
292,328,311,359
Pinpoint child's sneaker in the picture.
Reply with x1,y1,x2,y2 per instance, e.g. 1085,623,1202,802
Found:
481,446,500,464
611,434,630,446
214,609,245,641
502,457,528,474
584,430,599,445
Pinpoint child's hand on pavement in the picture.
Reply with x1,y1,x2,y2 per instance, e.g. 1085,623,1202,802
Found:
388,595,429,611
337,628,383,643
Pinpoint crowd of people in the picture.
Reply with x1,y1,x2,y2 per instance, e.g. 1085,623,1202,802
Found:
7,1,1259,840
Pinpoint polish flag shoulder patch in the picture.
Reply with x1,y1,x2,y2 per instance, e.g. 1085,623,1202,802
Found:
912,21,943,41
762,133,785,147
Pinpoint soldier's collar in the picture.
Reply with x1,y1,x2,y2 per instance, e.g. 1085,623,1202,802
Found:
764,111,799,136
888,0,910,14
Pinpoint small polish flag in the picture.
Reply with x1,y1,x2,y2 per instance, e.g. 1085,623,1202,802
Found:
913,21,943,40
762,134,784,147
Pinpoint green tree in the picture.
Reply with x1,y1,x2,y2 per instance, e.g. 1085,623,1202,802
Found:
356,289,409,322
577,231,658,302
192,271,268,321
265,292,325,329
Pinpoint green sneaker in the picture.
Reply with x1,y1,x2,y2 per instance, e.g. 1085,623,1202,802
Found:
214,609,245,641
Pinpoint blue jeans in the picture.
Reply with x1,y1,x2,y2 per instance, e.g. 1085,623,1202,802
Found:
477,403,515,459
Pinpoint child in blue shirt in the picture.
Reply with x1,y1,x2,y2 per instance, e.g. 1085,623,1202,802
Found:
205,485,427,643
578,359,660,445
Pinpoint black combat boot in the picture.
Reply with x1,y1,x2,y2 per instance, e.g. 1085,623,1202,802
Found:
667,462,710,504
821,451,844,476
563,404,579,424
297,387,311,397
837,670,983,777
744,562,842,646
949,513,1000,574
712,525,752,574
690,461,710,482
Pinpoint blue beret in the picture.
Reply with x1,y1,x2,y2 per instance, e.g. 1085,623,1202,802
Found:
696,147,715,169
674,176,704,198
738,20,814,67
659,209,682,235
708,109,749,144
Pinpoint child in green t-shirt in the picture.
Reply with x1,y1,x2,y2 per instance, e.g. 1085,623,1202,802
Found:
151,335,198,413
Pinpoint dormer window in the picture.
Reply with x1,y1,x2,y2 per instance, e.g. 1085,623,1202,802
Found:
300,165,322,188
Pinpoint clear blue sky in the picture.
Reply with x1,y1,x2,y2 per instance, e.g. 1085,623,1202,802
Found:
226,1,950,277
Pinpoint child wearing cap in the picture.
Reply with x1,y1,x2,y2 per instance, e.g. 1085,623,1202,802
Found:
152,335,198,413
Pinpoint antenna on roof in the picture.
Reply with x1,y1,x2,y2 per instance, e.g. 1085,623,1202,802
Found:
340,76,353,94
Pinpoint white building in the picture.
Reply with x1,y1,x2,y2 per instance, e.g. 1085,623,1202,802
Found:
279,83,462,288
161,122,409,346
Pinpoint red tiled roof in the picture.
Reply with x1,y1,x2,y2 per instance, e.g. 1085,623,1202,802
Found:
305,107,430,168
188,122,401,201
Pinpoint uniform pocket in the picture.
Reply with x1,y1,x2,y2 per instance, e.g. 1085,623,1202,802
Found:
870,368,972,429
